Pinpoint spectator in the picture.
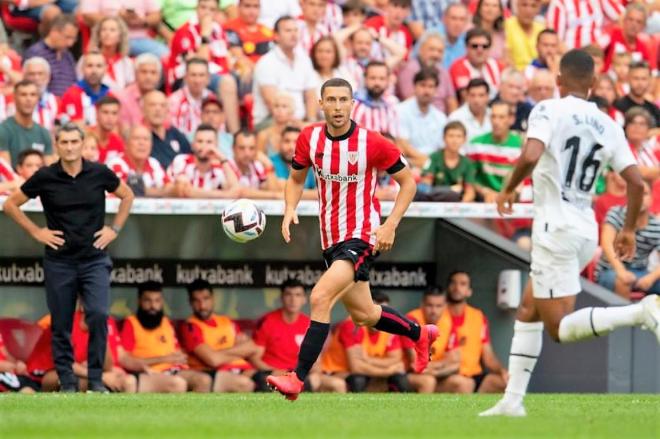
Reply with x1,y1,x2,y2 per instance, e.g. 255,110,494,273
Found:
228,130,280,199
252,279,339,392
120,281,211,392
594,170,628,227
527,69,556,106
614,62,660,127
84,17,135,92
604,3,653,71
397,67,448,166
409,0,459,39
504,0,545,71
270,125,316,192
420,121,476,202
256,93,297,156
143,91,192,169
258,0,301,29
583,43,606,74
449,28,502,101
546,0,623,50
597,182,660,298
364,0,413,58
493,69,532,131
610,51,632,98
22,57,59,132
15,149,45,181
106,125,175,198
93,96,125,164
321,291,409,393
625,108,659,182
82,131,101,163
116,53,162,132
448,78,492,143
297,0,334,54
169,58,215,139
168,124,240,199
201,96,235,159
0,81,52,168
435,271,507,393
341,0,367,28
311,36,355,92
169,0,240,134
397,32,458,115
0,332,32,393
80,0,167,58
252,16,318,129
58,51,111,126
0,40,22,94
472,0,506,61
523,29,561,81
23,14,78,98
431,3,469,69
465,100,523,202
9,0,77,36
593,74,625,125
181,279,258,392
160,0,198,40
351,61,400,137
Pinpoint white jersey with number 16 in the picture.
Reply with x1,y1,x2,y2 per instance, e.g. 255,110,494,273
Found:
527,95,636,240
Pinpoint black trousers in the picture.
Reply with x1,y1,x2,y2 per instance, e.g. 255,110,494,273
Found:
43,255,112,386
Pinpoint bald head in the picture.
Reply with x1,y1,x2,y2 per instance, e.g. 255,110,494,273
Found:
529,69,556,102
558,49,595,96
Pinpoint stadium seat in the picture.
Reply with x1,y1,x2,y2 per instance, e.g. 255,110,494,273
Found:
0,4,38,34
0,318,43,361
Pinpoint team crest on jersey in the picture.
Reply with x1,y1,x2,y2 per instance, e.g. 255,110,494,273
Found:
347,151,358,165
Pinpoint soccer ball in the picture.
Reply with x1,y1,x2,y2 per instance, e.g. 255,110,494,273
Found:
221,199,266,243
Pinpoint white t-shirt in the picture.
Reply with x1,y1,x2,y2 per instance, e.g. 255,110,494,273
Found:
527,95,636,240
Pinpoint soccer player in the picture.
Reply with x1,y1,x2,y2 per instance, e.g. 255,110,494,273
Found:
480,49,660,417
267,77,438,401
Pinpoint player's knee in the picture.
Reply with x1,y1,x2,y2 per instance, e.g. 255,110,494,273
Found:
193,373,212,392
169,376,188,393
331,377,347,393
123,374,138,393
310,289,333,311
239,376,256,392
350,307,380,327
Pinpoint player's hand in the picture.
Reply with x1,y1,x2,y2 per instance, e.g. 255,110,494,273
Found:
635,274,656,291
372,222,396,252
14,360,27,375
93,226,118,250
614,229,636,261
282,208,299,243
615,269,637,285
495,190,516,216
32,227,65,250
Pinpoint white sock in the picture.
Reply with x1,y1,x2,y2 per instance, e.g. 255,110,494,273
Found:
558,304,644,343
503,320,544,404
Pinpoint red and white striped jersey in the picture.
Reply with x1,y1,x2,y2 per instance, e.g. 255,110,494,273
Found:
168,87,211,138
106,153,170,188
364,15,413,58
322,2,343,34
296,18,330,54
0,156,16,182
33,92,59,131
167,153,228,189
342,57,366,91
449,56,502,98
170,17,230,80
546,0,623,50
631,139,660,169
228,159,266,189
350,94,400,137
104,55,135,92
0,93,9,122
292,121,404,250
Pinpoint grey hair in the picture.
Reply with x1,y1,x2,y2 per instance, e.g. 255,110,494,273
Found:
625,2,647,19
500,68,525,84
55,122,85,142
23,57,51,76
135,53,163,75
417,30,445,48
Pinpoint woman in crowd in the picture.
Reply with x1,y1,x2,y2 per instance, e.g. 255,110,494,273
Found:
85,16,135,92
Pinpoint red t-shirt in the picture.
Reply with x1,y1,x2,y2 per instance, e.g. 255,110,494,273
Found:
252,309,310,370
604,27,653,71
98,131,126,164
224,18,273,63
364,15,413,55
0,333,7,362
26,329,54,380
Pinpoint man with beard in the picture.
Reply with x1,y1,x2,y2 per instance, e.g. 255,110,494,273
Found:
397,32,457,115
58,51,111,127
436,271,507,394
120,281,212,393
614,62,660,127
22,57,59,132
181,279,259,392
167,124,240,199
523,29,561,81
350,61,400,138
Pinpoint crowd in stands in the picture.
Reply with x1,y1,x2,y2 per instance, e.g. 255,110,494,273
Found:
0,0,659,390
0,275,507,394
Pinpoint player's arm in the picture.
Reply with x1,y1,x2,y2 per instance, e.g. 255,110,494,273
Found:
94,181,134,250
496,138,545,215
614,165,644,260
346,346,396,377
600,221,636,285
365,348,405,370
374,165,416,252
3,189,66,250
426,350,461,377
192,343,244,368
282,167,308,243
248,345,275,371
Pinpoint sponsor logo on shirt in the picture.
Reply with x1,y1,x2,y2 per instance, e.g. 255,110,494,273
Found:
315,167,362,183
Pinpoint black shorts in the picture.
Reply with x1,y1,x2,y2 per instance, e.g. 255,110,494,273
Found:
322,239,377,282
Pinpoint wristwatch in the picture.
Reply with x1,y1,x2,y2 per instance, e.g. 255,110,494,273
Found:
110,225,121,234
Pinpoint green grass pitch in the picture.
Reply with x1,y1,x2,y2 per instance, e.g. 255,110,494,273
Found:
1,393,658,438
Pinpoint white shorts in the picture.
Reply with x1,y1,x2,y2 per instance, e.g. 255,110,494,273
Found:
530,226,597,299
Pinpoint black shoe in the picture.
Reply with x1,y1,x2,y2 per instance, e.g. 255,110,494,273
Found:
59,384,79,393
87,381,110,393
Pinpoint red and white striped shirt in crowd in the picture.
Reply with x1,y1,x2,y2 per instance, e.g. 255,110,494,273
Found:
103,55,135,92
342,57,367,91
169,87,211,139
167,153,228,189
364,15,413,59
106,153,170,188
170,16,230,80
546,0,623,50
322,2,342,34
631,139,660,168
33,92,59,131
0,93,9,122
350,93,400,137
296,18,331,54
608,106,625,126
0,157,16,182
449,56,502,98
228,159,266,189
292,120,404,250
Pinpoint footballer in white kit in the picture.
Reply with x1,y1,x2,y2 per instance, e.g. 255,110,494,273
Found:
480,49,660,417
